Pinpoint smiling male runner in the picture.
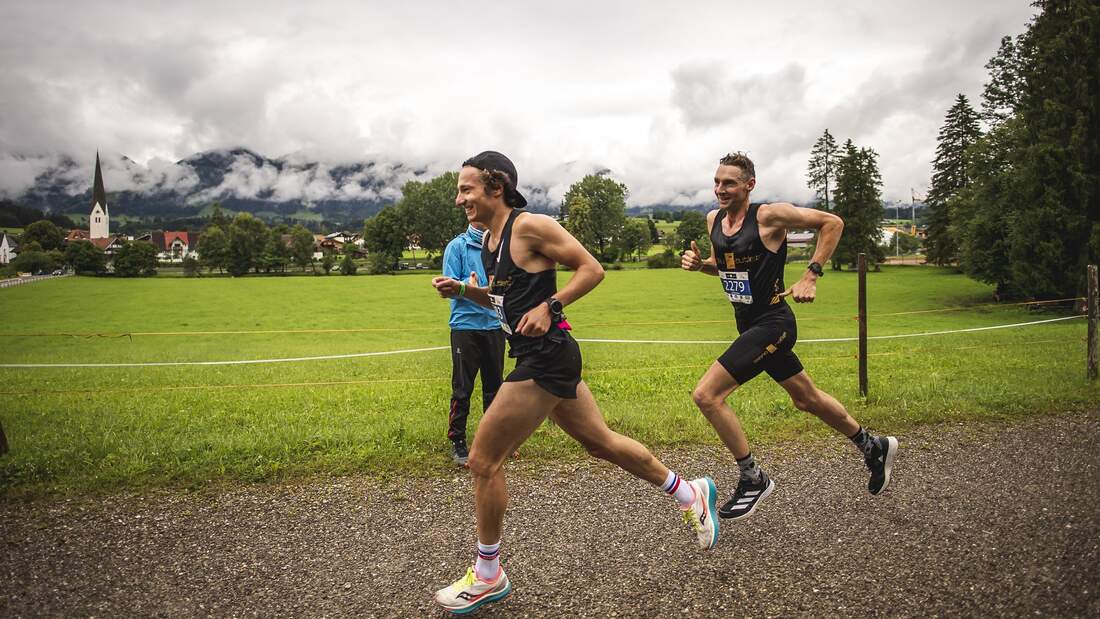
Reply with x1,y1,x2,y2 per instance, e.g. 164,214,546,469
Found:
431,151,718,615
681,151,898,521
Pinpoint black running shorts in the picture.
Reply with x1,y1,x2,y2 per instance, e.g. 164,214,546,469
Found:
505,332,582,399
718,306,804,385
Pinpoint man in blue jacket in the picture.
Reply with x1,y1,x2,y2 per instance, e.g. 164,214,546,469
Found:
442,222,506,466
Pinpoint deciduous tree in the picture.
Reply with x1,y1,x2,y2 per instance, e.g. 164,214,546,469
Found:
562,174,627,261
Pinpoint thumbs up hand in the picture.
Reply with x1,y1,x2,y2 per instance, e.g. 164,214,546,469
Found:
681,239,705,272
468,271,479,287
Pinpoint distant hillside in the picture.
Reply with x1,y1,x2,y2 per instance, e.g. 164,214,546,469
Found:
12,148,437,227
10,148,741,227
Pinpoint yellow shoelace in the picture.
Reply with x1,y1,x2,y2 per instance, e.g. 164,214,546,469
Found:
453,567,477,590
682,509,701,531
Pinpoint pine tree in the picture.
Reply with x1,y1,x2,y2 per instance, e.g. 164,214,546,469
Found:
832,140,886,269
1006,0,1099,298
925,94,982,265
980,35,1027,128
806,129,839,211
955,0,1099,299
955,33,1030,295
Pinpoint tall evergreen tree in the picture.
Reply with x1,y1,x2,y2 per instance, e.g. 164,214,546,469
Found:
1005,0,1100,298
955,0,1099,299
954,120,1023,296
806,129,839,211
832,140,886,269
980,35,1027,128
925,94,982,265
955,31,1030,294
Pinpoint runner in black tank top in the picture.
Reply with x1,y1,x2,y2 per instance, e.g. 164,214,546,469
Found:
430,151,720,614
708,202,803,385
683,151,898,526
482,208,582,398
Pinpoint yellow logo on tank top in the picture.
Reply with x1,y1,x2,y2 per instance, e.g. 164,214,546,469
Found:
724,252,736,269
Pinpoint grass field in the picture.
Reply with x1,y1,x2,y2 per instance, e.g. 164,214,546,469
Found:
0,266,1093,498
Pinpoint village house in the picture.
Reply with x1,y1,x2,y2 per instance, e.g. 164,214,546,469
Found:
63,153,201,262
134,231,199,262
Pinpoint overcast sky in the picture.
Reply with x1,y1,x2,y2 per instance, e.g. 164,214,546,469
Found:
0,1,1037,206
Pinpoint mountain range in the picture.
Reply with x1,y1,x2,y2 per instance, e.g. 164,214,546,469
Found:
7,148,925,230
11,148,443,227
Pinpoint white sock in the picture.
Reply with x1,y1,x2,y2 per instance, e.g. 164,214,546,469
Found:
660,470,696,507
476,540,500,580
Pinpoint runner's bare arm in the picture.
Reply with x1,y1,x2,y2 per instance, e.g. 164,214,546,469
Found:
757,202,843,266
758,203,844,303
431,272,493,309
681,209,720,276
513,214,604,336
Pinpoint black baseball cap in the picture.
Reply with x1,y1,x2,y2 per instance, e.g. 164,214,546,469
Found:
461,150,528,208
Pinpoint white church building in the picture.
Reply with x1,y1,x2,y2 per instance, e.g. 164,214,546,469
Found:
89,152,109,239
65,153,198,261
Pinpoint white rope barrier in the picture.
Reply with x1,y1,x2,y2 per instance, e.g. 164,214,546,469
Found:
0,315,1083,369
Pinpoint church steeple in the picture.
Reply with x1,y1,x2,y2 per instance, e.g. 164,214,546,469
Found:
89,151,110,239
92,151,108,213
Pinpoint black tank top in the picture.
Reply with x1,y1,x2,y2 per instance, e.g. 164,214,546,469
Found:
709,203,788,321
482,210,565,357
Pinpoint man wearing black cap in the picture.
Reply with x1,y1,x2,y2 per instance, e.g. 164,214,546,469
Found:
430,151,719,615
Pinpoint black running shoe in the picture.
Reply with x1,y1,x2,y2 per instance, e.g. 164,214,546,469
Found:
718,471,775,520
865,436,898,495
451,440,469,467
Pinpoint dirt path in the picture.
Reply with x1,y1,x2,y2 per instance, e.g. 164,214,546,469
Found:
3,412,1098,617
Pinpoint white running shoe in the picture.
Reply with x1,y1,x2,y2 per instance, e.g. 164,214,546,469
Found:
681,477,720,550
434,566,511,615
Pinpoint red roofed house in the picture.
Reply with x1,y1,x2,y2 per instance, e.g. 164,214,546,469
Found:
66,229,90,242
133,231,198,262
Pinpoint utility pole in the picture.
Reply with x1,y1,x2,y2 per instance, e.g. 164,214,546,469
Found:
910,188,918,236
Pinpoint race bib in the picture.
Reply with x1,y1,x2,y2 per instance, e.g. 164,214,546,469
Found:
720,271,753,304
488,293,512,335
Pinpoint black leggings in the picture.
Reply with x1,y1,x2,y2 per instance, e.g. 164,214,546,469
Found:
718,307,804,385
448,329,506,442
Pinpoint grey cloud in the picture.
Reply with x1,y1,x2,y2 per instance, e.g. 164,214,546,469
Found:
671,63,808,129
0,1,1037,207
0,155,59,198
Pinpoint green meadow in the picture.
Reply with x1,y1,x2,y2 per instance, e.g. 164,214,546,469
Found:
0,266,1093,498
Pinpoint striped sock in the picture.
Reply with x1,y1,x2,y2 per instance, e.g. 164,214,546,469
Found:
476,540,500,580
660,470,696,507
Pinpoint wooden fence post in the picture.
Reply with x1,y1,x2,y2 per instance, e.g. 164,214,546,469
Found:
1089,264,1097,382
858,253,868,397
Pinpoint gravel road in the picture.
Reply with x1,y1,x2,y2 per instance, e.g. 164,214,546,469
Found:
3,412,1098,618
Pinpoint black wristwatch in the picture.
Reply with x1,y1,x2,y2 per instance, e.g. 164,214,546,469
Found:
807,262,824,277
545,297,565,321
